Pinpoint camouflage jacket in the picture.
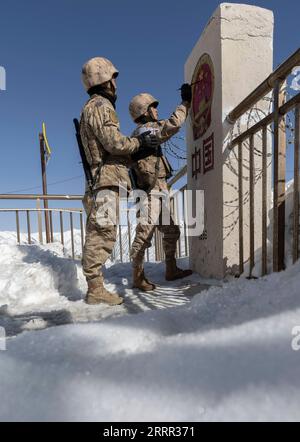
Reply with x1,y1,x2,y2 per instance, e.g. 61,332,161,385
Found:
132,103,189,185
80,94,139,191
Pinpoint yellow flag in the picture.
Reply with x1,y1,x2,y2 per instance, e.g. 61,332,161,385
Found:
42,122,52,156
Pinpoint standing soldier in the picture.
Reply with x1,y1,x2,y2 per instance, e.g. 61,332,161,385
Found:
80,57,158,305
129,85,193,291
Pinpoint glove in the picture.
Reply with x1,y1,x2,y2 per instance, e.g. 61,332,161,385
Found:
180,83,192,104
137,130,160,150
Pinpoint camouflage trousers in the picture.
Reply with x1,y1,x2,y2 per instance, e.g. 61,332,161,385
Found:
82,188,119,281
130,182,180,266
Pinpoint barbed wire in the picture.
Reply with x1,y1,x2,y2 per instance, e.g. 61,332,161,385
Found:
222,84,298,238
164,140,187,161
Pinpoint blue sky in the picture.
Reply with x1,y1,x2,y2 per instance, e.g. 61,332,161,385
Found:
0,0,299,208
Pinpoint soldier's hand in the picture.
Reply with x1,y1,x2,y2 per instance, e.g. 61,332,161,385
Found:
137,131,160,150
180,83,192,104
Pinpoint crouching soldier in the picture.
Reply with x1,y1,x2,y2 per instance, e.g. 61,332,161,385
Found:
129,85,193,291
80,57,159,305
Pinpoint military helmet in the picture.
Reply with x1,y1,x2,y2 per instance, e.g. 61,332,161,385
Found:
129,93,159,122
81,57,119,91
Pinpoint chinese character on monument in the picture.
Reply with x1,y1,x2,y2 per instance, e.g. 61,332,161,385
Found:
203,133,214,174
192,146,201,179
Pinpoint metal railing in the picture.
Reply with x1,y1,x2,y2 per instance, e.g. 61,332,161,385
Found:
0,195,84,259
0,167,189,263
227,48,300,276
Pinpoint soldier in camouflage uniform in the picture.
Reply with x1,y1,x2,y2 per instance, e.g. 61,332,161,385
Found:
129,86,193,291
80,57,159,305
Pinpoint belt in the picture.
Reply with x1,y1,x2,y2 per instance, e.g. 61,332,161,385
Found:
132,146,163,162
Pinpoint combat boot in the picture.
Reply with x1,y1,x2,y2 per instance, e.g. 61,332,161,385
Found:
142,270,157,290
85,276,124,306
165,257,193,281
133,266,156,292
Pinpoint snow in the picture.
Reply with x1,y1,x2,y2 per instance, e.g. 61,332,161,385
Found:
0,257,300,421
0,182,300,421
0,232,210,336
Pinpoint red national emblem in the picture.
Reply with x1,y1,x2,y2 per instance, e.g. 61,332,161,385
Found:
191,53,215,141
203,133,214,174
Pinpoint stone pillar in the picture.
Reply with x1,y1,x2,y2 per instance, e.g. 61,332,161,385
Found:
185,3,274,279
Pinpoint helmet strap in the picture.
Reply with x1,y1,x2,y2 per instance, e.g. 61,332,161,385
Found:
148,106,158,122
108,80,117,95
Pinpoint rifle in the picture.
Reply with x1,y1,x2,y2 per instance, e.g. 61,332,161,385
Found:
73,118,94,192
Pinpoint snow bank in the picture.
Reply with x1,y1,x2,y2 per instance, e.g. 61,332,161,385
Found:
0,234,205,336
0,229,84,259
0,243,77,313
